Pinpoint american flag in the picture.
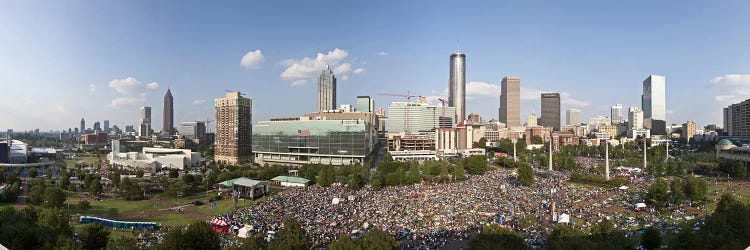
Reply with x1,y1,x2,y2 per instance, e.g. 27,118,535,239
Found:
298,129,310,137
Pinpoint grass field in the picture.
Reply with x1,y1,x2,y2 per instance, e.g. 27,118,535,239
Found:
126,213,201,227
706,182,750,213
71,199,160,216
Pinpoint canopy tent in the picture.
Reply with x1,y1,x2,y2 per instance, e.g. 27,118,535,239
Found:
79,216,158,229
619,186,629,190
558,213,570,224
211,218,230,233
238,226,252,238
635,203,647,211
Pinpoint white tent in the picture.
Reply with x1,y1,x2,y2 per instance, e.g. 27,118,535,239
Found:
635,203,647,209
332,198,341,205
558,213,570,224
238,227,252,238
619,186,629,190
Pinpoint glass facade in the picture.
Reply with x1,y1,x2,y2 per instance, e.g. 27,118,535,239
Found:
253,119,375,165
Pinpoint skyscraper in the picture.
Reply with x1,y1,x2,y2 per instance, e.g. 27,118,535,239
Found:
499,76,521,128
449,53,466,122
611,104,623,124
163,88,174,135
93,121,101,132
103,120,110,133
80,118,85,134
139,106,152,137
541,93,561,131
566,109,581,126
628,107,644,129
215,92,252,165
356,96,373,113
642,75,666,135
318,65,337,112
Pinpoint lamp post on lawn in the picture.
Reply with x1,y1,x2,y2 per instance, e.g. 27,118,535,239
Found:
511,138,518,162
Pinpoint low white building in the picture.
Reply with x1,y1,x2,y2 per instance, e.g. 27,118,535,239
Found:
108,147,200,171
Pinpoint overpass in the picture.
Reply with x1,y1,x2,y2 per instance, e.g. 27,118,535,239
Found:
0,161,56,168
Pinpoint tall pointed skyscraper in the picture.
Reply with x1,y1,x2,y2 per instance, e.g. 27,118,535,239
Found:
80,118,85,134
163,88,174,135
449,53,466,122
318,65,337,112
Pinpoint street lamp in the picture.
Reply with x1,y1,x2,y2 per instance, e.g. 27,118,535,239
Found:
511,138,518,162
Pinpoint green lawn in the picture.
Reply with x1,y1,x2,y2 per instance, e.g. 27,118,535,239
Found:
706,182,750,213
70,199,160,216
190,198,255,217
125,213,201,227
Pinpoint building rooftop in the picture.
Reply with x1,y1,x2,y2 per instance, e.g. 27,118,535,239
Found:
271,176,310,184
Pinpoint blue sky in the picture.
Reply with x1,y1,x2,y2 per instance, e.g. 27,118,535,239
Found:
1,0,749,131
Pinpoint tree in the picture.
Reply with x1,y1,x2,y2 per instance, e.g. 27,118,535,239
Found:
169,169,179,178
470,225,529,250
80,223,111,250
29,168,39,178
733,161,747,179
136,170,144,178
157,222,221,250
106,236,138,250
38,207,72,236
647,178,669,207
531,135,544,144
407,164,420,184
60,171,71,189
43,187,66,208
109,171,121,187
348,174,363,190
670,178,686,205
328,237,363,250
641,227,661,250
371,173,383,191
362,228,400,250
517,162,534,186
78,200,91,211
90,179,103,197
268,219,309,250
684,177,707,203
667,225,701,250
384,151,393,162
454,163,466,181
464,155,488,175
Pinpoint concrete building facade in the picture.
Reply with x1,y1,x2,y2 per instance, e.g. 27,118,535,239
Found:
215,92,252,165
499,76,521,128
541,93,561,131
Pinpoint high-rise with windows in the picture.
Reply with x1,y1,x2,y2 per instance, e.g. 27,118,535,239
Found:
499,76,521,128
318,65,337,112
642,75,666,135
566,109,581,126
215,92,252,165
541,93,561,131
138,106,152,137
449,53,466,122
610,104,623,124
80,118,85,134
163,88,174,135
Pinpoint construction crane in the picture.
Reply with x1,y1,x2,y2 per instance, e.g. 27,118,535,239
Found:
437,98,449,118
205,118,215,133
377,91,419,133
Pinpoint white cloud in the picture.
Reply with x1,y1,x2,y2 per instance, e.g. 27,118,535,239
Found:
292,79,308,86
240,50,265,69
88,84,96,93
106,77,159,107
333,63,352,75
710,74,750,104
466,82,499,98
353,68,365,74
108,77,143,95
111,97,142,107
377,51,388,56
192,99,206,105
280,48,361,85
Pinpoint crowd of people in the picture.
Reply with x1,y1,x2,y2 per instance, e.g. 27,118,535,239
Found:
202,165,708,249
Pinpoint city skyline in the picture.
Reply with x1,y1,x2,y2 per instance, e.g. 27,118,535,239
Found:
1,1,749,130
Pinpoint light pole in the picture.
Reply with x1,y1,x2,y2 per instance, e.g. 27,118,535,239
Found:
605,138,610,181
643,137,648,170
511,138,518,162
548,130,553,171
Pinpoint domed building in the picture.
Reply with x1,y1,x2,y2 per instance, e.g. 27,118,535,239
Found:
716,139,736,151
